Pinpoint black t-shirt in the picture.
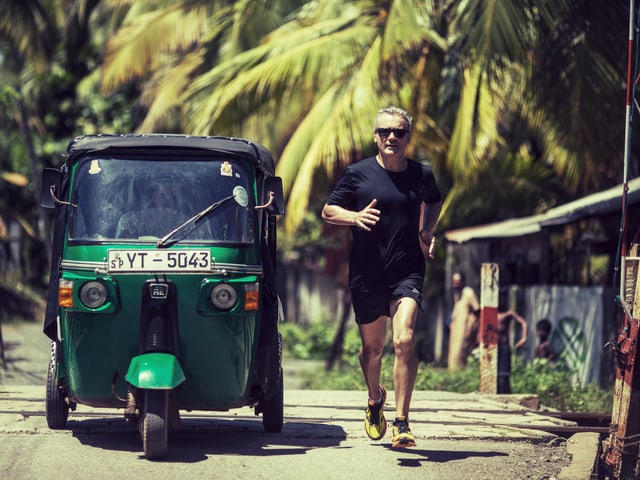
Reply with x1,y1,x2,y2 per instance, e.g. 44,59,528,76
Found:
326,157,442,291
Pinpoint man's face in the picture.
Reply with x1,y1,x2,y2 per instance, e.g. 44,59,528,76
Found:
452,273,463,289
374,114,410,156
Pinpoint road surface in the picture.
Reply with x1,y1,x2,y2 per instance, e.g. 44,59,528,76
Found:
0,321,583,480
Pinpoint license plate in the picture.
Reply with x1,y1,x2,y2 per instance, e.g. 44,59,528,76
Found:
107,249,211,273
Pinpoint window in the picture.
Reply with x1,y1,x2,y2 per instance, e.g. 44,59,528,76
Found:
69,156,255,244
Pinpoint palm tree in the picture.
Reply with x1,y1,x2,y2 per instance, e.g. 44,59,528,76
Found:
0,0,54,68
100,0,308,132
0,0,55,262
101,0,629,235
102,0,449,229
0,0,111,285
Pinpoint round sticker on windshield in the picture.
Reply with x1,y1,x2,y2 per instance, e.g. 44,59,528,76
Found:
233,186,249,207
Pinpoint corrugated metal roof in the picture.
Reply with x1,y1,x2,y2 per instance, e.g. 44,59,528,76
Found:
444,177,640,244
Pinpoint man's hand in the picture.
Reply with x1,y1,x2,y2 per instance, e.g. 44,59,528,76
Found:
419,229,436,259
354,199,380,231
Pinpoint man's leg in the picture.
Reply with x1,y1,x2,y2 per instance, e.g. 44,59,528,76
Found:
390,297,419,419
389,297,419,448
359,315,389,440
358,315,387,401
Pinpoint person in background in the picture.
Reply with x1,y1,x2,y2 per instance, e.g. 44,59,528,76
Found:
448,271,480,370
534,318,555,360
322,106,443,448
496,309,528,393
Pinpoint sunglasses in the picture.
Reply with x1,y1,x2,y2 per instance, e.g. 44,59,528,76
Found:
374,128,409,139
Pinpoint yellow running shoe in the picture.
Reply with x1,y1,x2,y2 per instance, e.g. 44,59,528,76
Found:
364,385,387,440
391,417,416,448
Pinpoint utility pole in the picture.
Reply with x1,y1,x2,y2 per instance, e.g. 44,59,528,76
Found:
479,263,499,394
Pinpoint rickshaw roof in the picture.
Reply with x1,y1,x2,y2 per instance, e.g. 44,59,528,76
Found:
65,134,276,175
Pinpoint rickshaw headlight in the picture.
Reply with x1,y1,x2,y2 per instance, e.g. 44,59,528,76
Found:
210,283,238,311
79,281,108,309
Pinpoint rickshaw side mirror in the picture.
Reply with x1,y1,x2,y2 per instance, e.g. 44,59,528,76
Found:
40,168,61,209
263,176,285,215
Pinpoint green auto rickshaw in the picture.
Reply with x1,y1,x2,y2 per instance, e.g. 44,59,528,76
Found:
40,134,285,459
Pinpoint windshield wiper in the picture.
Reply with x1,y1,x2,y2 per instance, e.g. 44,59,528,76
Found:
156,194,236,248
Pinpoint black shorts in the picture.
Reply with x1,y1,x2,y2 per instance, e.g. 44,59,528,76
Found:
351,274,424,325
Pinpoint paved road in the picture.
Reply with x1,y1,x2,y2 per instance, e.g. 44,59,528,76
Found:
0,321,593,480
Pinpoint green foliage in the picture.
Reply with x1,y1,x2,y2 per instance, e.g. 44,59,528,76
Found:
280,320,336,360
277,212,340,268
510,356,613,413
414,360,480,393
281,321,613,412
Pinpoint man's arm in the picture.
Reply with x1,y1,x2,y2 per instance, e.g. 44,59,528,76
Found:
498,310,529,349
511,312,528,348
419,201,443,258
321,199,381,232
420,201,442,235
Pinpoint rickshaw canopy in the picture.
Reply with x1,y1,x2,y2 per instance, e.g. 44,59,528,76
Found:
64,134,276,177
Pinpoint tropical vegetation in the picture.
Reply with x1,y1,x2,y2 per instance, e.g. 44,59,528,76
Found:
281,320,613,413
0,0,635,315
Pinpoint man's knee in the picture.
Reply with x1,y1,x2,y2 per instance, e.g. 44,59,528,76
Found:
393,332,415,355
361,341,384,359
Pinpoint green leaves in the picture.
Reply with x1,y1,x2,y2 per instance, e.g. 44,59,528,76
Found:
8,0,627,240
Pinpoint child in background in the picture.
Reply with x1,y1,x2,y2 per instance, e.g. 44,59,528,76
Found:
535,318,555,360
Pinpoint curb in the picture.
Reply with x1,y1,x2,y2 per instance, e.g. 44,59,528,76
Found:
558,432,600,480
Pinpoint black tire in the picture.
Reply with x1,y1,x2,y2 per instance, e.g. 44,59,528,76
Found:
45,341,69,429
261,366,284,433
142,390,169,460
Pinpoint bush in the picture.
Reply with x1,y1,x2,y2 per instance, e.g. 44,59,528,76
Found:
510,356,613,413
279,320,336,360
280,322,613,412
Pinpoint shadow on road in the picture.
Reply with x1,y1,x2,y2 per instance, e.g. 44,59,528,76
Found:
374,443,508,468
70,416,348,462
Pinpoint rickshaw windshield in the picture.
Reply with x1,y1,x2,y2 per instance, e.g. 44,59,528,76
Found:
68,157,255,244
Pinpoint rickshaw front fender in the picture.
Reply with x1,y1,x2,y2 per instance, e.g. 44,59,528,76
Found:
125,353,186,390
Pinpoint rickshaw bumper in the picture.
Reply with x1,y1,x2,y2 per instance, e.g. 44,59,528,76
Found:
125,352,186,389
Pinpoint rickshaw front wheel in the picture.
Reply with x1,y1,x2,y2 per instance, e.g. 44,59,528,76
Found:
142,390,169,460
45,341,69,429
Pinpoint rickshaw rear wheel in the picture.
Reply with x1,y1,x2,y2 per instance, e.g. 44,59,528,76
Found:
45,341,69,429
261,366,284,433
142,390,169,460
261,332,284,433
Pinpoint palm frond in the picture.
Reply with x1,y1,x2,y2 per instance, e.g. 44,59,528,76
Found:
137,50,205,132
519,107,581,190
223,0,301,60
101,4,212,91
0,0,54,68
527,0,628,191
440,143,565,230
185,15,375,135
453,0,534,66
1,171,29,187
447,62,508,184
382,0,446,59
279,84,378,233
279,40,395,233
